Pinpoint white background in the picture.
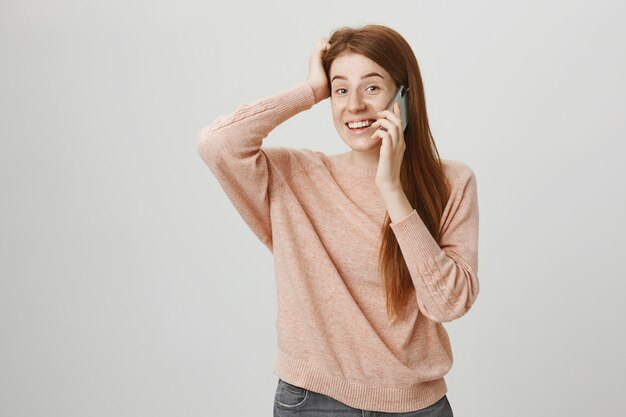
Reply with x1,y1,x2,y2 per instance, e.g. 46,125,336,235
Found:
1,0,625,416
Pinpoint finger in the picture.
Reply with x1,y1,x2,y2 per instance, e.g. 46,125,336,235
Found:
371,118,396,133
319,42,332,57
394,102,403,127
372,118,399,147
378,119,400,149
376,109,401,127
319,37,331,48
369,127,391,142
377,131,392,155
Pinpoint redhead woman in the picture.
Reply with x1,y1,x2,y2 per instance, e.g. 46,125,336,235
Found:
197,24,479,416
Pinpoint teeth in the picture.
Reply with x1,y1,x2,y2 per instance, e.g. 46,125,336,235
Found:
348,120,373,129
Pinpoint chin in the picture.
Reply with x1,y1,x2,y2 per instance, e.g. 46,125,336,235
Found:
337,128,381,152
340,136,381,152
345,141,381,153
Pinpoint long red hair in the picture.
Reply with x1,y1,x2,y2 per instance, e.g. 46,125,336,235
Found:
322,24,451,321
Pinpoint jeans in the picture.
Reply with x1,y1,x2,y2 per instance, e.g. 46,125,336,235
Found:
273,378,454,417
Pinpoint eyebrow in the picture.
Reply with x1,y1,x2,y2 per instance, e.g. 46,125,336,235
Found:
330,72,384,83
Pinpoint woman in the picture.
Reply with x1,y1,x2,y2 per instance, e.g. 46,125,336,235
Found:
198,24,479,416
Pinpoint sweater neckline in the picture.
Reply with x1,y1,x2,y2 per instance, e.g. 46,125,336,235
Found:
328,153,378,177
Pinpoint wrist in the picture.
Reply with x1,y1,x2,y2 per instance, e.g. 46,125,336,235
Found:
306,81,327,104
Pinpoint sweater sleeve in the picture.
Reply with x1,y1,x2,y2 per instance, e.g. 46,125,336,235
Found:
197,82,316,252
389,163,480,323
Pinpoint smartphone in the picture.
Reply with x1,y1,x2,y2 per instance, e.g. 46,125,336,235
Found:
385,85,409,131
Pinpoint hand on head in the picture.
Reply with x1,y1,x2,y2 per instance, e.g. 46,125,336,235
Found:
306,37,332,104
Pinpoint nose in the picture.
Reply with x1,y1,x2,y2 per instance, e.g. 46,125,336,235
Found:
348,91,366,112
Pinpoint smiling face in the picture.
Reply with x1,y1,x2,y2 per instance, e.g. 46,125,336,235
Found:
329,53,398,154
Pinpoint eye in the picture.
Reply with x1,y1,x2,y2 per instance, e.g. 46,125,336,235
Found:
366,85,379,92
334,88,347,95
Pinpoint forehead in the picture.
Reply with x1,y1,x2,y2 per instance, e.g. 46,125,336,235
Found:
329,53,390,80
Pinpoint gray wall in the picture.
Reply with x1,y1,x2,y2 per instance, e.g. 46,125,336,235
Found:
1,0,625,416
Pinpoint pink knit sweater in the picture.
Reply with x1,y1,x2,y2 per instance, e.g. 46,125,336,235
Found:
197,82,480,413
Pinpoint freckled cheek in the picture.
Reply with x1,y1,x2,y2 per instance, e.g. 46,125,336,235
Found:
369,98,387,111
331,111,343,128
332,118,345,132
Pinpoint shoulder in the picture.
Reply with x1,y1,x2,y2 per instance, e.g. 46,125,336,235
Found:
440,158,478,204
441,158,477,187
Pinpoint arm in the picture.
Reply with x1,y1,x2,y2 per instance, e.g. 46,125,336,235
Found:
197,37,331,252
389,164,480,323
197,82,316,251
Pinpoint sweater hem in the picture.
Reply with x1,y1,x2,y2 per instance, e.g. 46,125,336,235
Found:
272,350,448,413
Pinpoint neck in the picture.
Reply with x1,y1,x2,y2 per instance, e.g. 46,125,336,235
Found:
347,147,380,169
